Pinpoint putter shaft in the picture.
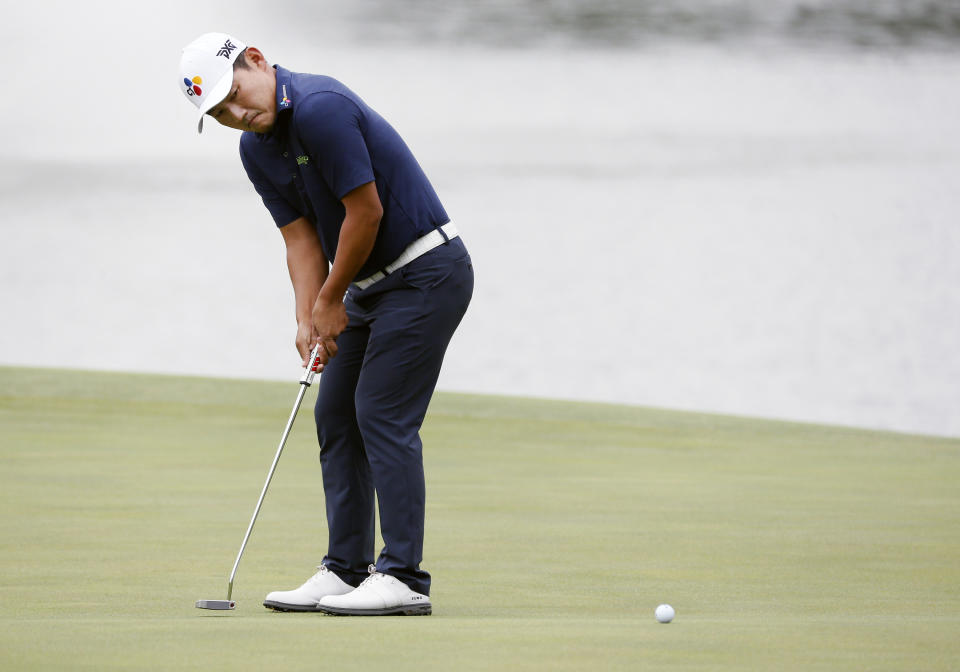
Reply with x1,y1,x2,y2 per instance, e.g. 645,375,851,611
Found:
214,345,323,605
227,382,310,600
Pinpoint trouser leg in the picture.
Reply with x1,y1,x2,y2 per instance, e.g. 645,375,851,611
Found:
354,241,473,596
315,320,375,587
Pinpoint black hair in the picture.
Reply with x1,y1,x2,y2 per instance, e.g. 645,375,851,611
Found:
233,48,250,70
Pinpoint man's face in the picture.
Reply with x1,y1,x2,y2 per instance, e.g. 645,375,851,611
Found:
207,49,277,133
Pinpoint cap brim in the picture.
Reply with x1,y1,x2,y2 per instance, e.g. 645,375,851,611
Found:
196,70,235,134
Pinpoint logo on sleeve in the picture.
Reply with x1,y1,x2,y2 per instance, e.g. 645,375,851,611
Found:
184,76,202,96
216,39,237,58
296,155,309,166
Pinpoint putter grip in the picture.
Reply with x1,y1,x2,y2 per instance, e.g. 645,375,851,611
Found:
299,344,323,386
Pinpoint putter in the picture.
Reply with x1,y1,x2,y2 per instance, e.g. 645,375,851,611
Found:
196,344,324,611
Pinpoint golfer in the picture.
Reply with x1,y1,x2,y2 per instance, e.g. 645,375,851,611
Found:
179,33,473,616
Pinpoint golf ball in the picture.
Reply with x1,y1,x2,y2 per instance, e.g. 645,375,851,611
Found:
655,604,675,623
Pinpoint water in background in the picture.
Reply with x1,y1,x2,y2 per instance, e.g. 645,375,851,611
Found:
309,0,960,50
1,1,959,437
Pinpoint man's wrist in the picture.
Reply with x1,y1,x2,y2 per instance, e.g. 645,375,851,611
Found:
317,281,348,305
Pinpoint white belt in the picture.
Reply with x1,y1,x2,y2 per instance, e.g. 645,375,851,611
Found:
352,223,459,290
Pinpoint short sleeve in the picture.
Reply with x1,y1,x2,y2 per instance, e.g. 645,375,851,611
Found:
294,92,376,200
239,138,303,228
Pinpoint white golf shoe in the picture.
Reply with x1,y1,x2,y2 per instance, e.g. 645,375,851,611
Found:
317,570,432,616
262,565,354,612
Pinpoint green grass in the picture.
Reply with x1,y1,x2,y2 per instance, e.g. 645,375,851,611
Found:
0,365,958,670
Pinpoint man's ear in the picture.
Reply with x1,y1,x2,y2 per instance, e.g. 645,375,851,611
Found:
245,47,268,70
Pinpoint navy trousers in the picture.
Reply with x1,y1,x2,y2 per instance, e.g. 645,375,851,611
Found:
314,236,473,596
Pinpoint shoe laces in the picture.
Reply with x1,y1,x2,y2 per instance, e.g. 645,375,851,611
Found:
358,564,386,588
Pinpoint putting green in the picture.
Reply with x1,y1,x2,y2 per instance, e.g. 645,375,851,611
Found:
1,366,957,670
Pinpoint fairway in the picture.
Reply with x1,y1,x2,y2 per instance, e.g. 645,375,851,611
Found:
1,366,957,670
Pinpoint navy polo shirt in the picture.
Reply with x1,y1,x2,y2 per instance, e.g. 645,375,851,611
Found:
239,66,449,280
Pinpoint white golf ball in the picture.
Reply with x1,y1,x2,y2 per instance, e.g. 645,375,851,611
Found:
655,604,675,623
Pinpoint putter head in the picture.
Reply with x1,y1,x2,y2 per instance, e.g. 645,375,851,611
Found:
196,599,236,610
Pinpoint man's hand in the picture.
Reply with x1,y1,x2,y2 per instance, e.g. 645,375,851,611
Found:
295,320,319,367
311,296,348,368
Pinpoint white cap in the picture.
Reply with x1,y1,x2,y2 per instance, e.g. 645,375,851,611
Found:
179,32,247,133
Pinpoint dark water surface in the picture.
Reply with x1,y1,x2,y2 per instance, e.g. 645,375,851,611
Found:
272,0,960,50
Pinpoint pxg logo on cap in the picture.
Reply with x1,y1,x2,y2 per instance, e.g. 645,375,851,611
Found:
179,32,248,133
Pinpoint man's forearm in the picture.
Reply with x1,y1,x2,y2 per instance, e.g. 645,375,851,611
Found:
289,246,327,323
317,182,384,305
318,213,379,304
280,218,329,324
308,181,383,364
